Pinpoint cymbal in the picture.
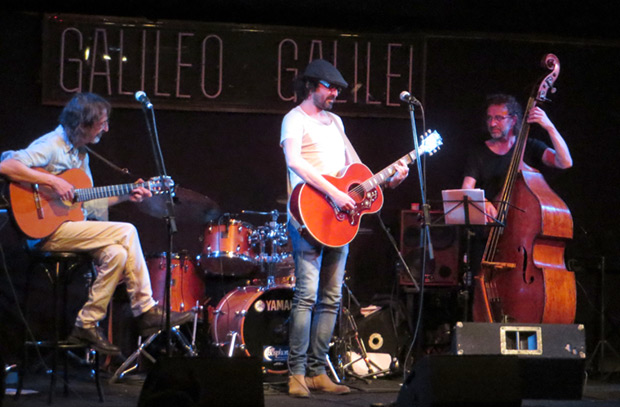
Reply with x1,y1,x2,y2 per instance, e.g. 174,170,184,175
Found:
139,186,221,224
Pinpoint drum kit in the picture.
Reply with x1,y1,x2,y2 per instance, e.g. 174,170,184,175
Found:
139,190,294,373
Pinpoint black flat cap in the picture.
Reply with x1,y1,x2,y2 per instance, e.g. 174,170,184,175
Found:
303,59,348,89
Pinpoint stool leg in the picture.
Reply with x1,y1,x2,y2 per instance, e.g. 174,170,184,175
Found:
94,351,104,402
48,260,62,405
15,260,36,401
15,344,27,400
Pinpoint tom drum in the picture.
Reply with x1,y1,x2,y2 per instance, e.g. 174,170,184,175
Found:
199,220,256,276
147,252,206,314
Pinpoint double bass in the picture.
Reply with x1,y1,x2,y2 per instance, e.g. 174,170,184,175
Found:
472,54,576,324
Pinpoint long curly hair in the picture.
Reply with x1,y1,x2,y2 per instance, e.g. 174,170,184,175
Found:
58,93,111,145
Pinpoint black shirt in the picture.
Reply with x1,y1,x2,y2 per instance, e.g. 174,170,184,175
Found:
463,137,548,201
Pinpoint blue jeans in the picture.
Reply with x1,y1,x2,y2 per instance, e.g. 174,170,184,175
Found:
287,222,348,376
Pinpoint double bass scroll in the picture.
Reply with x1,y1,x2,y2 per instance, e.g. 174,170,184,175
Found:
473,53,577,324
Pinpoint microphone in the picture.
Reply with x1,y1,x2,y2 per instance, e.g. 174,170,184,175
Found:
134,91,153,109
399,91,421,105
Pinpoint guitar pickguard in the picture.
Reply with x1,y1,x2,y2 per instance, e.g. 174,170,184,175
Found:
337,188,379,226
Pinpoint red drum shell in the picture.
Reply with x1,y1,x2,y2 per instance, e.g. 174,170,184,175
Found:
200,220,256,276
147,252,206,314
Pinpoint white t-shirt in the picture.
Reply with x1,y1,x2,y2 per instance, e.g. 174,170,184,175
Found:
280,105,347,191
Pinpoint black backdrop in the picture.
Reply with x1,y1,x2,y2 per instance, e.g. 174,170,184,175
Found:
1,4,620,361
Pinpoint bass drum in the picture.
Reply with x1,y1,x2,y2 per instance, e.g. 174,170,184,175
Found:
200,219,256,276
147,252,206,315
212,285,293,373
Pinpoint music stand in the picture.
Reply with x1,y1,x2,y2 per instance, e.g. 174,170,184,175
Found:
441,189,489,321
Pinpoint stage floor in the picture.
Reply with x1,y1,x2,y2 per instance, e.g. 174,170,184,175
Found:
3,366,620,407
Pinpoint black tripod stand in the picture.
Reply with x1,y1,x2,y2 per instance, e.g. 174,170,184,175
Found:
329,281,393,382
585,256,620,377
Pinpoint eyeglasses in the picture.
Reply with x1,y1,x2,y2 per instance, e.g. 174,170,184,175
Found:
486,115,512,123
318,80,342,94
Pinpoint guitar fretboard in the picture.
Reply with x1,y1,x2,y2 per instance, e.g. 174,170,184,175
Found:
357,131,440,194
74,182,149,202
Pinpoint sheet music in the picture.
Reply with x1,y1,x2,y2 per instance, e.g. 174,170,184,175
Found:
441,189,487,225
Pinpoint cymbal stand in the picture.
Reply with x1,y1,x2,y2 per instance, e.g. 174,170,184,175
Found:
108,304,200,384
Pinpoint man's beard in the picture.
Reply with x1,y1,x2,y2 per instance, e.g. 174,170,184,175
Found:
314,94,335,111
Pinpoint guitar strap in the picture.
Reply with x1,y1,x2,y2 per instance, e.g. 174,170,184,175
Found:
331,113,361,165
85,146,133,177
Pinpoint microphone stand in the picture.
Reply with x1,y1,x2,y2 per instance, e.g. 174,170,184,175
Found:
403,99,434,371
405,100,434,271
140,102,177,356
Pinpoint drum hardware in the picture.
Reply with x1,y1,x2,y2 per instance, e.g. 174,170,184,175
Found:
110,264,204,384
109,321,198,384
244,209,292,287
227,332,240,357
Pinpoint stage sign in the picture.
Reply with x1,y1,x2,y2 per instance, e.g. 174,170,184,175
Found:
42,13,425,118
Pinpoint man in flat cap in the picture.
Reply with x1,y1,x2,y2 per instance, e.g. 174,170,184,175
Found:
280,59,408,397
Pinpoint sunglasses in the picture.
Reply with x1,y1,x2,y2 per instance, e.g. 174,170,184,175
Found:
318,80,342,94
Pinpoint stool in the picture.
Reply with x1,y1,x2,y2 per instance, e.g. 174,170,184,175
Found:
16,251,104,404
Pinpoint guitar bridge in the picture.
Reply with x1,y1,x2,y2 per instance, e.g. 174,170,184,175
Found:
32,184,44,219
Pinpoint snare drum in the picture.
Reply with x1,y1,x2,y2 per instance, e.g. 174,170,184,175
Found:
147,252,206,314
199,219,256,276
212,285,293,373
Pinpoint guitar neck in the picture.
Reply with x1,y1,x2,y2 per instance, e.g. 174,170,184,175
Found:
361,150,418,191
74,181,149,203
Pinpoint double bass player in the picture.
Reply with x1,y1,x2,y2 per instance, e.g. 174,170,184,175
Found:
462,93,573,273
462,93,572,220
462,72,577,324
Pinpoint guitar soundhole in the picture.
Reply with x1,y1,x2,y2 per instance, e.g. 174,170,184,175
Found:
347,184,364,201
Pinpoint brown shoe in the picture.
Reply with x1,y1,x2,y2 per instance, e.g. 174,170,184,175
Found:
136,306,193,337
288,375,310,398
305,373,350,394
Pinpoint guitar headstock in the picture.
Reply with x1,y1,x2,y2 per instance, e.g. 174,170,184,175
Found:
420,130,443,155
148,176,175,195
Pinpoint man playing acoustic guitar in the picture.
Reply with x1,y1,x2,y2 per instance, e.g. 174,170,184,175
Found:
0,92,192,355
281,60,409,397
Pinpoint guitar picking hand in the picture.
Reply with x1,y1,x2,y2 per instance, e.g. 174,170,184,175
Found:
51,175,76,202
333,189,356,212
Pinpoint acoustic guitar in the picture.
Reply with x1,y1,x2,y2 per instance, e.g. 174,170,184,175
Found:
289,130,442,247
9,167,173,239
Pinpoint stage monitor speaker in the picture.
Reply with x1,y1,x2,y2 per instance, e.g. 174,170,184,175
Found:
355,307,401,357
396,354,522,407
399,210,460,286
138,357,264,407
452,322,586,400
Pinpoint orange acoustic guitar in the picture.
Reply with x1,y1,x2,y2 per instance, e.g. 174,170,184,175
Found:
9,168,174,239
289,130,442,247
